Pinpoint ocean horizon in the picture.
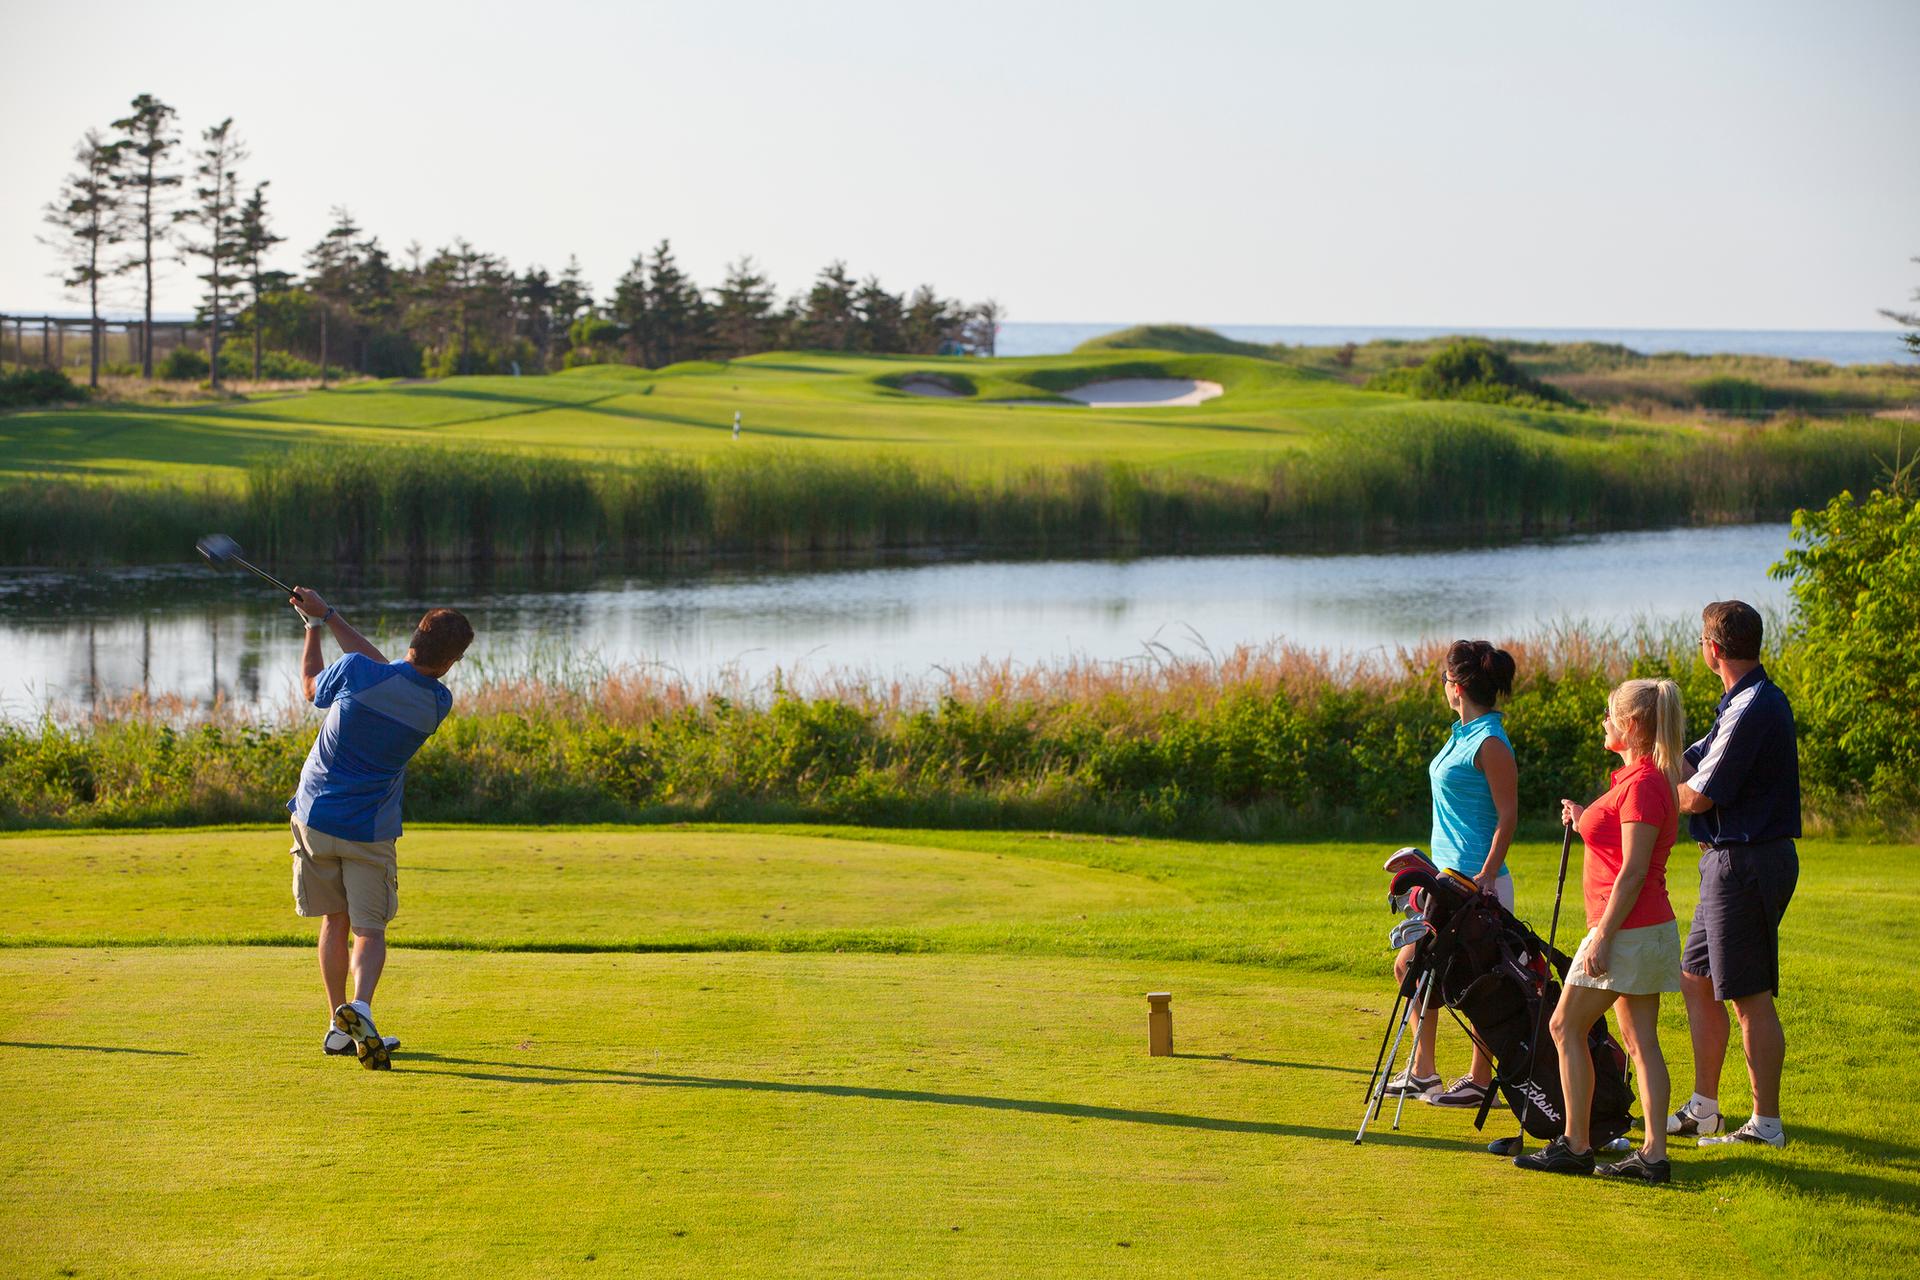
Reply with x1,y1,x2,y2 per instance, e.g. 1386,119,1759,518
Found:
7,308,1909,368
998,322,1911,367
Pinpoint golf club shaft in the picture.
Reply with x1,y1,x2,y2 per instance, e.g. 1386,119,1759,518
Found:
1391,971,1435,1130
1516,821,1576,1136
234,555,295,597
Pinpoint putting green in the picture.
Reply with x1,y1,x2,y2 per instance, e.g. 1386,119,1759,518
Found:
0,828,1181,947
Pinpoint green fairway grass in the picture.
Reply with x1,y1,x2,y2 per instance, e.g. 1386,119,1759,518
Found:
1,349,1900,565
0,352,1377,483
0,828,1181,948
2,825,1915,1277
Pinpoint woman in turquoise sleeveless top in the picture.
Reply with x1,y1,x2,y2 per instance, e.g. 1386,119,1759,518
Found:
1385,640,1520,1111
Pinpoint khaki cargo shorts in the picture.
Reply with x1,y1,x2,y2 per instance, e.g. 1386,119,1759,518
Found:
290,819,399,931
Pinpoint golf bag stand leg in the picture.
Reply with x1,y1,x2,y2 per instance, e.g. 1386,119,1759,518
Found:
1355,968,1430,1145
1361,984,1409,1104
1391,970,1437,1131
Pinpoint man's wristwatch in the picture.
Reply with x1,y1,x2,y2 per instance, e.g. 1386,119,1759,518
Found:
300,606,337,631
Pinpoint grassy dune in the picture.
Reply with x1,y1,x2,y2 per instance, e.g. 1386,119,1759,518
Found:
0,349,1905,564
1081,325,1920,418
1,824,1915,1277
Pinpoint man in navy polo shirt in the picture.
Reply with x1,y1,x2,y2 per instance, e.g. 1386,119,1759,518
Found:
1670,599,1800,1147
286,585,473,1070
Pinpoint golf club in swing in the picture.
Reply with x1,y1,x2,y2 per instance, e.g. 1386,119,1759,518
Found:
196,534,296,597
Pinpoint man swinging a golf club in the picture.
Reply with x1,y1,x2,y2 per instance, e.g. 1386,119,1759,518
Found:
286,586,474,1069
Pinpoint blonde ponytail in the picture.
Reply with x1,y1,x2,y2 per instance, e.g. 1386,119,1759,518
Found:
1651,679,1686,787
1612,677,1688,789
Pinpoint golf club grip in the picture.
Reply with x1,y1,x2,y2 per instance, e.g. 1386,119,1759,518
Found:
1544,821,1573,952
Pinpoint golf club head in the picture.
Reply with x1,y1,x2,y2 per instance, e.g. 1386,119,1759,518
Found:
195,533,296,595
196,533,245,565
1382,846,1435,877
1487,1135,1523,1157
1389,885,1430,916
1387,866,1441,913
1387,917,1432,949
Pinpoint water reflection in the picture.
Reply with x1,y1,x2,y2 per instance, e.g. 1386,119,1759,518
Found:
0,524,1795,716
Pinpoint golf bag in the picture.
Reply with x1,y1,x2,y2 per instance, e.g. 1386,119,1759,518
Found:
1388,858,1634,1145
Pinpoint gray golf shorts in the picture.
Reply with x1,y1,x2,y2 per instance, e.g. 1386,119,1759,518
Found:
1682,838,1798,1001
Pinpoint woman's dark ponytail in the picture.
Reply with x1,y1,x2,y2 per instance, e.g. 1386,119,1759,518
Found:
1445,639,1516,708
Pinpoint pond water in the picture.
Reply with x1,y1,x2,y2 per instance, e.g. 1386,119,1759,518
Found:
0,523,1795,716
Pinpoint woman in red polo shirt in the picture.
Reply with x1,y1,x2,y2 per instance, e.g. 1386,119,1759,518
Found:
1514,677,1686,1182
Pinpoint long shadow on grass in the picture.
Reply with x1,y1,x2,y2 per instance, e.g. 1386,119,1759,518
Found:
1682,1142,1920,1221
1172,1052,1369,1075
402,1053,1447,1148
0,1040,187,1056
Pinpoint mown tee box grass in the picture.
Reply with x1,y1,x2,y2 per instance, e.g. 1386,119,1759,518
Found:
2,824,1915,1277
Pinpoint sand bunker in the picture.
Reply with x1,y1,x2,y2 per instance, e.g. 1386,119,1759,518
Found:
899,373,1225,407
1059,378,1223,407
898,375,968,398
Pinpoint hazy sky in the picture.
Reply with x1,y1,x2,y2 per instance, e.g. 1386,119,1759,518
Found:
4,0,1915,328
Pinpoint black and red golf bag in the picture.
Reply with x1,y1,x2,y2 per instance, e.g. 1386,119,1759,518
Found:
1389,859,1634,1145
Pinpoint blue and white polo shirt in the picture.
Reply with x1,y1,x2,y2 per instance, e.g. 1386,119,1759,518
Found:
1683,664,1801,847
289,653,453,842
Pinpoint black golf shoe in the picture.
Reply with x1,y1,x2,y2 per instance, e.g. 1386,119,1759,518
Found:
1597,1150,1672,1184
1513,1136,1595,1175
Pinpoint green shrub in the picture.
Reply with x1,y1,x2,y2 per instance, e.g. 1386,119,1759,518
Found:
159,347,210,380
1693,376,1772,415
6,632,1846,835
214,342,340,381
0,366,86,408
1772,469,1920,813
1368,339,1578,410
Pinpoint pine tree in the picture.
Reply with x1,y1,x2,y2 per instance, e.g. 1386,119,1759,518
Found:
798,261,858,350
109,94,182,379
609,255,652,365
233,183,286,381
305,208,364,385
551,257,593,363
410,240,512,375
711,256,778,358
853,276,905,353
1883,255,1920,359
180,119,247,389
41,130,128,388
645,240,706,366
514,267,558,369
901,285,961,355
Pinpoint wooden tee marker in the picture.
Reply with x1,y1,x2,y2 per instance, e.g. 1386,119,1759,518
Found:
1147,992,1173,1056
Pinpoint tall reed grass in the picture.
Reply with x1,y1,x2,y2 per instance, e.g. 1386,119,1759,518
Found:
4,630,1898,837
0,415,1903,566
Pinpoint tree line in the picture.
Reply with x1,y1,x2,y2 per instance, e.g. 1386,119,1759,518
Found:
41,94,1003,388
